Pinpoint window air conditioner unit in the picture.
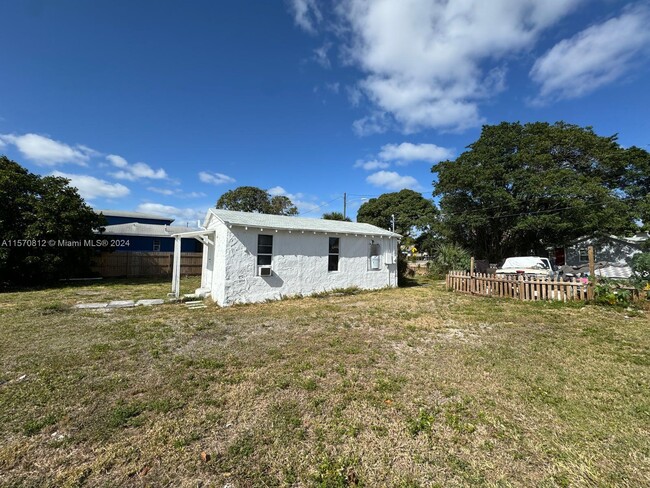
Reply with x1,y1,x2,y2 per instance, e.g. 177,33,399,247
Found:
258,266,272,277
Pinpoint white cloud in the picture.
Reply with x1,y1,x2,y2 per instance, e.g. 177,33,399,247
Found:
267,186,304,202
354,159,389,171
296,200,327,214
199,171,236,185
353,142,453,172
136,203,206,226
147,187,208,198
107,154,167,181
378,142,454,164
366,170,421,191
288,0,322,34
531,4,650,102
332,0,581,133
268,186,287,196
106,154,128,168
352,111,390,136
346,85,363,106
51,171,130,200
313,42,332,68
0,133,97,166
325,82,340,94
147,187,175,196
267,185,327,215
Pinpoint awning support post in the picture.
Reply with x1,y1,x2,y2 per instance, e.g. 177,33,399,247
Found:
171,235,182,298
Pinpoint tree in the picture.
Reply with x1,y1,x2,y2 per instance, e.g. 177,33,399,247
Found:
356,189,439,238
322,211,351,222
269,195,298,216
0,156,106,286
621,146,650,230
216,186,298,215
432,121,645,261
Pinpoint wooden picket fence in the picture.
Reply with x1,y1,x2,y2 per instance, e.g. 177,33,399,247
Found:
446,271,591,302
91,252,203,278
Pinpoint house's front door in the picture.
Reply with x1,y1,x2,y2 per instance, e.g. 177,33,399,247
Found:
201,237,215,290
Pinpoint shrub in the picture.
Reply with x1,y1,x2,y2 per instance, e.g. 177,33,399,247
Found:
397,252,411,286
631,252,650,283
427,243,471,279
594,278,632,307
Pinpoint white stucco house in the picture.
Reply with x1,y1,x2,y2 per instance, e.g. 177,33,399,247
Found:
171,209,401,306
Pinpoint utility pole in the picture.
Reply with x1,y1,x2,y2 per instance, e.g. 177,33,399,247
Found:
390,214,395,232
343,192,347,219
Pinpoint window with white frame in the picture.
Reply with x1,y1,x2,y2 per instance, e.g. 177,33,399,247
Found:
257,234,273,275
153,239,161,252
328,237,339,272
578,248,588,262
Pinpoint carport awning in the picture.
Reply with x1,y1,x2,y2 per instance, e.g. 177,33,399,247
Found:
172,229,214,245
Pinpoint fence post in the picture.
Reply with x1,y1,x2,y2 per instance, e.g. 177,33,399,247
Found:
518,274,524,300
587,245,596,301
469,257,475,294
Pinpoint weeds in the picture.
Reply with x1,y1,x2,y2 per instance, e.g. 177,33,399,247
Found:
1,276,649,486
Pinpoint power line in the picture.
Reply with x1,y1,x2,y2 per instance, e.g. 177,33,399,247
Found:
298,196,343,217
337,191,621,223
353,190,618,219
482,201,608,220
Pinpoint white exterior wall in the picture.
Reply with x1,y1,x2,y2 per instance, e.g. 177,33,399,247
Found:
565,237,642,266
210,222,230,305
208,223,398,306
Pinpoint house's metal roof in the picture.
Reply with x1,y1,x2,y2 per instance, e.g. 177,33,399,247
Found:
567,232,649,246
95,209,174,223
101,223,194,237
208,209,401,238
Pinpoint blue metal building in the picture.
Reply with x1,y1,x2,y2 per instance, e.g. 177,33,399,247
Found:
95,210,201,252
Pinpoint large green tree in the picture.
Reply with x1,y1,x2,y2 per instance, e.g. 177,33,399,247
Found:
216,186,298,215
0,156,106,286
621,145,650,230
432,122,646,261
356,189,439,238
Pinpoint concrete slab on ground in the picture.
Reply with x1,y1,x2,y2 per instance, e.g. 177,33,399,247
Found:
107,300,135,308
74,302,108,309
136,299,165,306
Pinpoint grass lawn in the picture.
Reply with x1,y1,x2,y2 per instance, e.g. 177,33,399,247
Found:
1,277,649,487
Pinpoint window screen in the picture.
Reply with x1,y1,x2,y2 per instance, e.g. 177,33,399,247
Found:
328,237,339,272
578,248,588,262
257,234,273,266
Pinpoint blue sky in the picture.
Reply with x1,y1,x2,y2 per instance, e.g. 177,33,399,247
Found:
1,0,649,225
